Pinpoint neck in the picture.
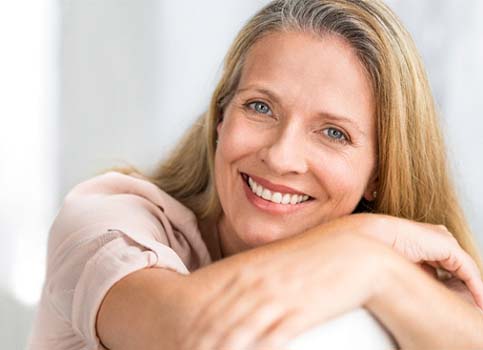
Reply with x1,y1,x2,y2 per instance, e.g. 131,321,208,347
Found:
199,212,250,260
216,213,251,258
197,214,223,261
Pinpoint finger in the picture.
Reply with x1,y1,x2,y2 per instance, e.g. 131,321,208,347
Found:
186,272,239,331
420,232,483,310
189,270,262,350
436,267,454,280
419,262,438,279
439,249,483,309
182,273,241,350
455,252,483,308
252,309,316,349
215,299,290,350
424,255,483,309
213,295,272,349
423,261,454,280
213,273,291,349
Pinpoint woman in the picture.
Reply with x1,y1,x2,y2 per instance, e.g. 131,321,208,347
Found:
29,0,483,349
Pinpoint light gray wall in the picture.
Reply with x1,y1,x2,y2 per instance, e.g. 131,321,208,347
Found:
2,1,482,348
59,0,162,193
58,0,269,196
386,0,483,248
59,0,483,248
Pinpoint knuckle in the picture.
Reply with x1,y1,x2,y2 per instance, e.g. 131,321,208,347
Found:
433,224,458,241
450,236,459,246
446,234,459,246
442,254,461,271
435,224,451,236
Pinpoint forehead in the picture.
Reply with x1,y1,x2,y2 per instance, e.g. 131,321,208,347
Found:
238,31,374,127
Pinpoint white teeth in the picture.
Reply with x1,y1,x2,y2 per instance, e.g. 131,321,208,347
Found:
281,193,291,204
272,192,282,204
261,189,271,200
245,175,311,205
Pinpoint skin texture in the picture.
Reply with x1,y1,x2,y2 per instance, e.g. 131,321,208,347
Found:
180,215,483,350
97,214,483,350
183,226,392,350
215,31,378,257
96,31,483,350
363,215,483,308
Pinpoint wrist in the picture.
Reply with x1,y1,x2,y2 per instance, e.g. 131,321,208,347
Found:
364,253,465,349
365,248,408,309
348,213,392,244
364,252,418,348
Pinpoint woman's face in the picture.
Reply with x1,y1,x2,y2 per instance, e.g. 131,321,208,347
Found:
214,31,377,256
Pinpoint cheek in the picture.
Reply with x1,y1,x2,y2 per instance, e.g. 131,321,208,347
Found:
219,116,263,162
214,115,260,203
312,149,374,199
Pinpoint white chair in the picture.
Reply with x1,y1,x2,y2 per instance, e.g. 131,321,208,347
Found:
287,308,397,350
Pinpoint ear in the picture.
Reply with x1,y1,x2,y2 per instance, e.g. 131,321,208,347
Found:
363,170,378,202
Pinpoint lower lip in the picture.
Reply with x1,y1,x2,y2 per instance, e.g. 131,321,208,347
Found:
241,173,314,215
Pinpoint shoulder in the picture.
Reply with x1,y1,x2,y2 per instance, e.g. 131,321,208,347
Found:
64,170,197,227
65,170,168,202
49,171,211,270
35,172,212,346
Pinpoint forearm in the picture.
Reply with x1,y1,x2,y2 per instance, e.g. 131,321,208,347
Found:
97,216,363,349
97,267,189,350
366,254,483,349
97,220,332,349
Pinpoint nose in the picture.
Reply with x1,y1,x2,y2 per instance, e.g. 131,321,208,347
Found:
259,124,308,175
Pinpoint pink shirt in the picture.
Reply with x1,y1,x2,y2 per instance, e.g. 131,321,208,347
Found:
27,171,217,349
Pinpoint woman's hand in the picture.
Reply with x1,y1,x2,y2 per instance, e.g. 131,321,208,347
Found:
179,230,397,350
357,213,483,309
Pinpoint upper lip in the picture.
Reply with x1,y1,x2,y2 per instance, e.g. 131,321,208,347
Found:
243,172,310,196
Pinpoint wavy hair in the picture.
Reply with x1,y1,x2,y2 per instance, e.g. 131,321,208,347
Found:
106,0,483,272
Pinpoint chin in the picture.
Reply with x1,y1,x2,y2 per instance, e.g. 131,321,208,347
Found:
237,221,296,247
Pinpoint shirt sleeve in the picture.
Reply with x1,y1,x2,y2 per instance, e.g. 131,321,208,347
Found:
43,172,204,349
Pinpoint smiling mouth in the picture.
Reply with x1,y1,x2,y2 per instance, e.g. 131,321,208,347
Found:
240,172,314,205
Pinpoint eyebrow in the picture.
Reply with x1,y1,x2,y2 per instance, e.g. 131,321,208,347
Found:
236,86,367,137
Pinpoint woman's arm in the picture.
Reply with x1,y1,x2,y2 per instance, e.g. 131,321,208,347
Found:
96,236,290,350
358,213,483,308
97,215,384,349
97,218,336,350
367,254,483,349
97,214,483,349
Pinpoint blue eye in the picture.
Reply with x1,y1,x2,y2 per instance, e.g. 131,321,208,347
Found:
323,127,349,144
247,101,272,115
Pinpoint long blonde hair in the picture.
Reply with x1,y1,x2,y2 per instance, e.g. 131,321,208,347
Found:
107,0,483,271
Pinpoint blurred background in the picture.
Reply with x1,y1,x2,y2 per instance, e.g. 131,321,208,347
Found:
1,0,482,348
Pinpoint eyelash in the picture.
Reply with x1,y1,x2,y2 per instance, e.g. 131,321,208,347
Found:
322,127,350,145
243,100,273,116
242,100,350,145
